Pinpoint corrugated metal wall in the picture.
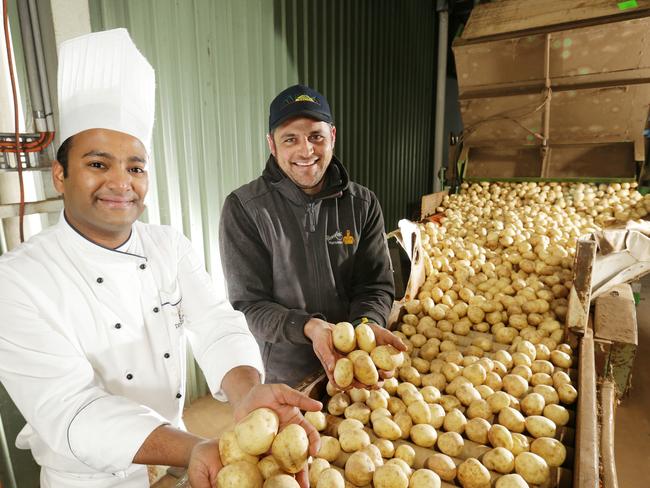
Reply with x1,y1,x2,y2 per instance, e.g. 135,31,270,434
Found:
89,0,436,400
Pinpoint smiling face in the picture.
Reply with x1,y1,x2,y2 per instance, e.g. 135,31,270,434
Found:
52,128,148,248
267,117,336,195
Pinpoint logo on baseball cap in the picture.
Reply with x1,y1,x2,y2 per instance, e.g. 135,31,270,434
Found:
269,84,333,132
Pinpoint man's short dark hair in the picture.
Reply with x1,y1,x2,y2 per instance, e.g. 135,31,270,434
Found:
56,136,74,177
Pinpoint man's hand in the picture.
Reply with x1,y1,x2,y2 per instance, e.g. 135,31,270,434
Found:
367,321,407,379
187,439,222,488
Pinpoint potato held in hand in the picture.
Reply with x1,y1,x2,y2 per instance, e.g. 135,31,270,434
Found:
271,424,309,474
371,344,404,371
334,358,354,388
235,407,280,455
333,322,356,353
353,353,379,386
217,461,263,488
355,322,377,352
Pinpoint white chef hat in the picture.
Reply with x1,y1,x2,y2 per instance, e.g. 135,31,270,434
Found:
57,28,155,151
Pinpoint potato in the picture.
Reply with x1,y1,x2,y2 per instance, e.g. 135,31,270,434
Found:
345,402,371,424
499,407,525,433
550,350,572,368
333,322,356,353
402,389,425,407
317,436,341,462
374,438,395,458
328,392,350,416
463,363,487,386
339,428,371,452
410,423,438,448
552,371,572,390
407,400,432,425
543,404,570,426
465,418,491,445
271,424,309,474
333,358,354,389
345,451,375,486
466,399,491,420
502,374,529,398
356,322,377,352
531,437,566,467
525,416,556,438
338,418,364,436
399,366,422,386
488,424,514,451
390,444,415,467
258,455,282,480
373,416,402,441
235,408,280,456
558,383,578,404
326,381,340,397
439,395,462,412
371,344,403,371
370,407,391,424
511,365,532,382
487,391,511,413
437,431,464,457
443,408,467,434
220,430,259,465
420,385,441,404
482,447,515,474
373,463,409,488
304,411,327,432
388,396,408,415
495,473,529,488
510,433,530,456
457,458,491,488
426,453,457,482
309,458,331,487
429,403,446,429
317,468,345,488
367,390,389,411
217,461,263,488
394,411,413,440
263,474,300,488
383,377,399,395
533,385,559,405
362,443,385,467
409,468,441,488
455,384,482,407
447,376,472,397
515,452,550,485
422,372,447,391
520,393,545,416
353,354,380,386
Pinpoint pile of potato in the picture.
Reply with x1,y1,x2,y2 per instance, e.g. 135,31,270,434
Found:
217,407,313,488
311,182,644,488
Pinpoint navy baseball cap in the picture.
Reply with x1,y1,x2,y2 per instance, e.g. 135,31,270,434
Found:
268,84,333,132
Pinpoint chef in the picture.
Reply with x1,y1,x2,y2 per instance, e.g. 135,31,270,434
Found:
0,29,320,488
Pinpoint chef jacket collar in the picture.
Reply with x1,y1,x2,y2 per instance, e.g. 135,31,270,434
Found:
58,211,148,262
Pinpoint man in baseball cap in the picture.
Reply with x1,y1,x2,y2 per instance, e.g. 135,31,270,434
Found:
220,84,405,389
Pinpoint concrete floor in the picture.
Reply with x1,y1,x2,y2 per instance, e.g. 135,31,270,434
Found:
614,277,650,487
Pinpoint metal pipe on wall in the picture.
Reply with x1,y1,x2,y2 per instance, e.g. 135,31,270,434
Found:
433,0,448,192
15,0,44,131
27,0,54,134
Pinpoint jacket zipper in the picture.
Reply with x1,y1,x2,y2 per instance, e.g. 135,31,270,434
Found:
306,201,323,312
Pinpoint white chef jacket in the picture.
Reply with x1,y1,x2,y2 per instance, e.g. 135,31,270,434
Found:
0,214,265,487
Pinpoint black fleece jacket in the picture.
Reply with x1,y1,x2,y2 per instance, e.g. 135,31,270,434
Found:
219,155,394,385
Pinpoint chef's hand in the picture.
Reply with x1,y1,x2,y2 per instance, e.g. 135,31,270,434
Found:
304,318,370,391
366,321,407,379
233,383,322,454
186,439,222,488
